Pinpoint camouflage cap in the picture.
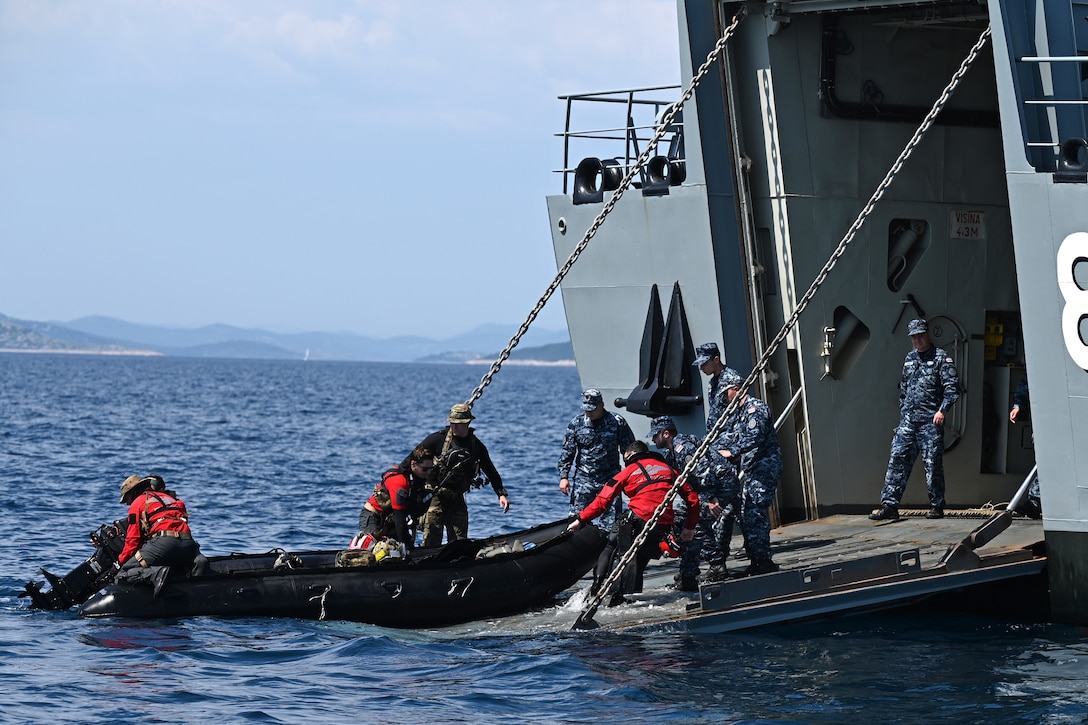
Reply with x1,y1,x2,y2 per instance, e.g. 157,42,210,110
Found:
720,367,744,390
448,403,475,424
693,342,720,366
907,318,928,336
648,415,676,437
581,388,603,411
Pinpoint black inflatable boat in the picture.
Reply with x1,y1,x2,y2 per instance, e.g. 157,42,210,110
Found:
22,518,606,628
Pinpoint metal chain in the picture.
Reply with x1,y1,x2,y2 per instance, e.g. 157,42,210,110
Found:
573,24,993,629
464,9,750,409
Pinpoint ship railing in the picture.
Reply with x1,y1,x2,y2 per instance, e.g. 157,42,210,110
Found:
554,85,685,196
1014,55,1088,175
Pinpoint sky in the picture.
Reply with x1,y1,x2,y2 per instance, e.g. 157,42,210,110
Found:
0,1,681,339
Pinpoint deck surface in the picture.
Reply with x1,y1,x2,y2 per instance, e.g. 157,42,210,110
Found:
592,511,1045,633
433,511,1045,636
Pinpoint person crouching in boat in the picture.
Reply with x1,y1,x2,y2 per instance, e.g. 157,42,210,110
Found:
567,440,699,605
354,445,436,551
116,474,202,597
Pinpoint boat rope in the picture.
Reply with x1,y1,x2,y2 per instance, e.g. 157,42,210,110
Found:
463,8,750,410
447,576,475,597
573,24,994,630
273,550,302,570
310,584,332,620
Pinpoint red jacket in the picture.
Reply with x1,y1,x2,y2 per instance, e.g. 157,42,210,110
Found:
578,452,699,529
118,490,191,564
366,469,429,546
367,471,416,514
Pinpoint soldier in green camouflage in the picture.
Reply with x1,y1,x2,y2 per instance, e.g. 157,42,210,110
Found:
412,403,510,547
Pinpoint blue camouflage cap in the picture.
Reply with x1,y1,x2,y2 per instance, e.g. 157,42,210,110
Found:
581,388,603,411
648,415,676,437
692,342,720,366
907,319,928,336
720,367,744,390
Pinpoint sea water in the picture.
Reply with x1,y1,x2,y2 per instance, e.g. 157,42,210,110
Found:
1,354,1085,724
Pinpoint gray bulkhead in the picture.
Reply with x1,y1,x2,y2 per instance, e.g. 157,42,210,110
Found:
548,0,1086,624
548,0,1034,520
721,2,1026,517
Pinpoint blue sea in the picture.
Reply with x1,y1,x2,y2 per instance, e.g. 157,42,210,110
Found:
1,354,1086,724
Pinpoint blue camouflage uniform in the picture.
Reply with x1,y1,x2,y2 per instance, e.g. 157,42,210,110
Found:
660,431,737,580
693,342,730,435
706,374,730,435
879,343,960,509
1012,376,1029,413
1011,376,1042,513
713,392,782,566
558,410,635,531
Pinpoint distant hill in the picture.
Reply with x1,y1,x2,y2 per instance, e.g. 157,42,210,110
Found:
418,340,574,365
0,313,570,363
0,314,155,355
505,340,574,362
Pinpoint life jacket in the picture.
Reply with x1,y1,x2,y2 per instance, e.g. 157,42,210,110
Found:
629,460,675,497
369,469,431,517
625,456,682,525
369,469,401,514
433,428,481,494
139,491,189,537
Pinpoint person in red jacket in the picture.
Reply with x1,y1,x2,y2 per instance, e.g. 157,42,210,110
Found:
567,441,699,603
355,445,437,550
116,474,202,596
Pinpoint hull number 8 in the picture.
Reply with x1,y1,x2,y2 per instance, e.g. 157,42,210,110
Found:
1058,231,1088,371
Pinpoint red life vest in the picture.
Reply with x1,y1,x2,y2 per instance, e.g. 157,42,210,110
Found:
118,490,192,565
139,491,190,537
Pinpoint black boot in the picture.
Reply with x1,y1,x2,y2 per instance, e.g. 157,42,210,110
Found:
701,564,730,583
669,576,699,592
744,560,779,576
151,566,170,598
868,504,900,521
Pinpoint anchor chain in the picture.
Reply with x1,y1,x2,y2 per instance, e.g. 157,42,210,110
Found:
464,9,750,409
572,24,994,629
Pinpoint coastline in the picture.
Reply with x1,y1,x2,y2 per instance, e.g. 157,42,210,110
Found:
0,348,162,357
464,359,576,367
0,348,574,365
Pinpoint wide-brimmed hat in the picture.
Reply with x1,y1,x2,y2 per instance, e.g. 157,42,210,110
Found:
448,403,475,424
119,475,146,503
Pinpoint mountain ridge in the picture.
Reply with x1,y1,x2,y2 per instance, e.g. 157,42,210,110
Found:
0,313,571,363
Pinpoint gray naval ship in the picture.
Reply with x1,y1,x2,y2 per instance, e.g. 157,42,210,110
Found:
545,0,1086,630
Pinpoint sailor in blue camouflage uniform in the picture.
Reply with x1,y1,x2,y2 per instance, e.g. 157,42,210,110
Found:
558,389,635,532
649,416,736,590
1009,375,1042,518
713,367,782,575
870,319,960,521
694,342,730,434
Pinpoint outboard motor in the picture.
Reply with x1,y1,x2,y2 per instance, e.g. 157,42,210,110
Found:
20,520,127,610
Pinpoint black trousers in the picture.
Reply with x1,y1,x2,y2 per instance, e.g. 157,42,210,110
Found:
594,511,668,602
